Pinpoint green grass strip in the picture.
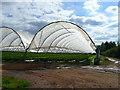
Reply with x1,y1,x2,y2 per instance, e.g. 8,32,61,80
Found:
2,75,31,88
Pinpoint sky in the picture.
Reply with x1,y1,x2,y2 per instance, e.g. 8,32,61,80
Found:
0,0,119,45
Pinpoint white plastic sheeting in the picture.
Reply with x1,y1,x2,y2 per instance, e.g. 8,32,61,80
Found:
0,27,32,51
1,22,96,53
29,21,96,53
17,31,33,48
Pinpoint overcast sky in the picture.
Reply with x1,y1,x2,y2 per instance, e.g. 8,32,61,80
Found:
0,0,119,45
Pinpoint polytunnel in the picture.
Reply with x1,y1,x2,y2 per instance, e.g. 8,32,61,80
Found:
28,21,96,53
0,27,32,51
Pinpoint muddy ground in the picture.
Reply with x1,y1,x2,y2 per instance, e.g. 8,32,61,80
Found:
2,63,119,88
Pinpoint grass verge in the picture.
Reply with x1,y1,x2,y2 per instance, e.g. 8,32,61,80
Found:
2,75,31,88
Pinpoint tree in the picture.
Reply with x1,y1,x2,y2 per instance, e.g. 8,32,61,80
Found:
99,41,116,53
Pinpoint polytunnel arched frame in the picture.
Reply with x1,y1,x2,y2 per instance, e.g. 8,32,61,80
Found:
28,21,96,53
0,26,26,52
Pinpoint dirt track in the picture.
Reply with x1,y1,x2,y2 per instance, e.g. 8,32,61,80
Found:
2,63,119,88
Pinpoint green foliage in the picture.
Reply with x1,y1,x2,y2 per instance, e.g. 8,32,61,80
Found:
2,51,96,65
2,51,114,65
2,51,25,62
100,56,113,65
102,45,120,59
99,41,116,53
88,55,96,61
2,75,31,88
89,55,113,65
98,41,120,59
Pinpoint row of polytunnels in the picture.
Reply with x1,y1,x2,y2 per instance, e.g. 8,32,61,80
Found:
0,21,96,53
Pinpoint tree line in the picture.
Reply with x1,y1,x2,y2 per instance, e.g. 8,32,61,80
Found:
98,41,120,59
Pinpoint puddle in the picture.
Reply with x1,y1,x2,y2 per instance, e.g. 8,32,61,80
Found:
107,58,120,64
26,60,120,74
81,65,119,73
25,60,35,62
81,65,118,70
28,64,73,70
56,65,71,69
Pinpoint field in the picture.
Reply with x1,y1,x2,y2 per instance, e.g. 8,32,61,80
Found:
1,51,113,66
1,51,114,66
1,51,116,88
1,51,96,64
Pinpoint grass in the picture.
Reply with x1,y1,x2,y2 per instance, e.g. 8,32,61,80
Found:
100,56,114,65
90,55,114,65
2,75,31,88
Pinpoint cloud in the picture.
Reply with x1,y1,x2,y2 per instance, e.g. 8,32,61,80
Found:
1,0,62,2
69,15,103,27
1,1,74,34
69,15,117,45
1,1,118,45
105,6,118,15
28,20,49,31
39,10,73,22
105,6,118,22
83,0,100,15
58,9,74,17
103,21,118,28
81,0,118,44
28,21,48,27
87,24,118,45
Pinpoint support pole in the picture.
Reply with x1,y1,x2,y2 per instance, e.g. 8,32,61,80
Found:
24,48,28,62
94,47,100,65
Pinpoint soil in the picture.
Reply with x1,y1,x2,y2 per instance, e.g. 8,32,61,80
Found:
2,63,119,88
